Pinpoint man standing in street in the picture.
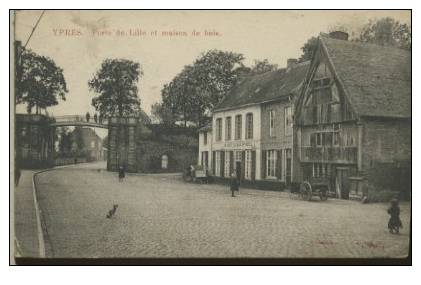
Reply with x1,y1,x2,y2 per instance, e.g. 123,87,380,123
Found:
230,172,238,197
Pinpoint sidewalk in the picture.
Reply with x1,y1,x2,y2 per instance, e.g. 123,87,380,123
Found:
13,170,40,258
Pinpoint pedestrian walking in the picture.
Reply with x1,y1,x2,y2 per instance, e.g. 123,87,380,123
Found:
230,172,239,197
94,113,98,123
118,165,125,182
86,112,90,122
99,114,103,124
387,198,403,234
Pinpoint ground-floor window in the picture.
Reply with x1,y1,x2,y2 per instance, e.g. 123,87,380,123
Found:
312,163,330,178
224,151,231,177
245,150,252,179
266,150,277,178
215,151,221,177
161,154,168,169
234,150,242,163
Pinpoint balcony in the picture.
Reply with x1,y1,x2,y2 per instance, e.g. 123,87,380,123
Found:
300,146,357,164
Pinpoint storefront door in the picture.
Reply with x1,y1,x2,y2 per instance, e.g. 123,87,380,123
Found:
335,167,349,199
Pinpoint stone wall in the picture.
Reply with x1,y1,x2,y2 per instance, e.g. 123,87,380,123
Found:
137,140,197,173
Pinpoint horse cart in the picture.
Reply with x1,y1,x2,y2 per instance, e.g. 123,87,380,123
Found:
299,177,330,201
183,165,209,183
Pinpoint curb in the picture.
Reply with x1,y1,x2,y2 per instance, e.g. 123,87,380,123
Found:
31,165,75,258
32,170,48,258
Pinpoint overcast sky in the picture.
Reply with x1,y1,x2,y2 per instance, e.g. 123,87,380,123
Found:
14,10,410,117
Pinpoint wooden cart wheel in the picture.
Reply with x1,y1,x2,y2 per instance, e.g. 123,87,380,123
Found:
300,181,312,201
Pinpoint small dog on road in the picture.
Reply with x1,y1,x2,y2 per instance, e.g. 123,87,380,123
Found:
106,204,118,219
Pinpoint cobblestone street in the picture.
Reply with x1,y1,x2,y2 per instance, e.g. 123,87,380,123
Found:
35,162,410,258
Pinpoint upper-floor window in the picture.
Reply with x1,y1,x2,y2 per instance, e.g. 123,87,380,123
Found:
225,117,232,141
269,110,275,137
235,115,242,140
216,118,222,141
245,113,253,139
284,106,292,136
203,131,207,145
91,141,95,148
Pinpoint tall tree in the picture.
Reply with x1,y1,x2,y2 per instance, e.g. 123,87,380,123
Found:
16,48,68,114
88,59,142,117
358,17,411,50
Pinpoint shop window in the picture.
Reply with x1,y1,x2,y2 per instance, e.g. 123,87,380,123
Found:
215,151,221,176
224,151,231,177
266,150,277,178
203,132,207,145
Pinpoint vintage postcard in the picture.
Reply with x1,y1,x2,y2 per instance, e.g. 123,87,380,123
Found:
10,10,411,265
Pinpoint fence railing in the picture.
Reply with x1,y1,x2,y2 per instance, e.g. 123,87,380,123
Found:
53,115,108,125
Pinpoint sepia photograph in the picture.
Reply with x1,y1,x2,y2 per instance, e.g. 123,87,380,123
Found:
10,10,411,265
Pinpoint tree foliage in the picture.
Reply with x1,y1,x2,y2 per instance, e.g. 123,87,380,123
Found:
160,50,246,127
249,59,278,75
358,17,411,50
17,48,68,114
298,36,319,63
88,59,142,117
150,102,177,126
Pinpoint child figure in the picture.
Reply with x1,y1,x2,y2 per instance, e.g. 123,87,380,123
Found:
387,198,403,234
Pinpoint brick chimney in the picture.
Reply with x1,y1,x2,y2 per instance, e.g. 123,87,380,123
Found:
287,58,298,69
328,31,349,41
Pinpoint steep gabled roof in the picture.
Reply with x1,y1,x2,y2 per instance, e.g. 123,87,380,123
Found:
321,36,411,118
214,62,310,111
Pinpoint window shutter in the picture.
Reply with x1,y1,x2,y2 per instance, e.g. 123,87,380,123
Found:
220,151,225,177
251,151,256,181
261,150,266,179
276,150,282,180
229,151,234,176
241,151,246,182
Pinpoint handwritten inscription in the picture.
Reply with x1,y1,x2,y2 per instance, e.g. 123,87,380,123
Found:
53,28,222,38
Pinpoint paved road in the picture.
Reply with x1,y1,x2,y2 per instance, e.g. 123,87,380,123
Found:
35,162,410,258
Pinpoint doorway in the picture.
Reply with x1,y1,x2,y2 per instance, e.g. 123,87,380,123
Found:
335,167,349,199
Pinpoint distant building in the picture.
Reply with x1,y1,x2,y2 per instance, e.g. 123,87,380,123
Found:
294,32,411,199
71,127,104,161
